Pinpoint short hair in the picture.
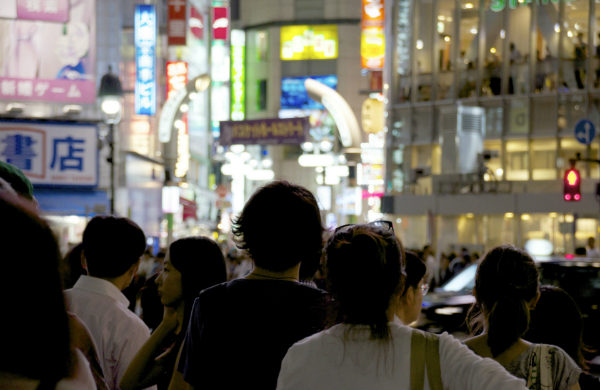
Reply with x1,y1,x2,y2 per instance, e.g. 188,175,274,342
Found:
402,251,427,295
0,161,34,200
232,181,324,272
325,224,405,342
299,253,321,281
82,216,147,278
0,192,72,380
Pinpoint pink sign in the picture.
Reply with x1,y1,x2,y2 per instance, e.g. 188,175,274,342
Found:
0,0,96,104
16,0,69,23
0,78,95,103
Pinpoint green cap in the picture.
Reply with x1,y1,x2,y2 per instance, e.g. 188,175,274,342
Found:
0,161,34,200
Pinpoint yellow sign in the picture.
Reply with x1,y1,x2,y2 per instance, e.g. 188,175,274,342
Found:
361,98,384,134
280,25,338,60
361,26,385,69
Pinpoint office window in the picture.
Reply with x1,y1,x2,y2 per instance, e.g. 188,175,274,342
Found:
531,139,557,180
482,0,504,96
508,6,531,95
534,2,559,93
457,0,479,98
562,0,589,91
483,140,503,180
436,0,456,100
415,0,434,101
506,139,529,180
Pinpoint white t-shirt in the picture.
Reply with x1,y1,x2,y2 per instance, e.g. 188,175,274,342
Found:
276,322,527,390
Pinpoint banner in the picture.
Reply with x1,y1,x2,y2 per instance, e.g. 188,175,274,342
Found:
0,0,96,104
361,0,385,70
0,121,98,187
167,0,186,46
212,7,229,41
220,117,308,145
134,4,156,116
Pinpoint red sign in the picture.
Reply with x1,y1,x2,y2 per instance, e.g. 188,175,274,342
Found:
212,7,229,41
168,0,187,46
166,61,188,100
190,7,204,40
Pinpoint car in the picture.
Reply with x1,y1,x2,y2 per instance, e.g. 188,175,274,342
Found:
419,256,600,358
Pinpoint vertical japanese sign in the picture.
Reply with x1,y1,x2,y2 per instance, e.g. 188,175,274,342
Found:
0,0,96,104
166,61,188,100
135,4,156,116
0,121,98,186
231,30,245,121
361,0,385,70
212,7,229,41
167,0,186,46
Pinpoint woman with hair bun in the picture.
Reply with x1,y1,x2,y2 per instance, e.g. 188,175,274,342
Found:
276,223,528,390
465,245,581,390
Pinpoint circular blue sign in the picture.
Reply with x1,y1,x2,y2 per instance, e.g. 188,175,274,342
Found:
574,119,596,145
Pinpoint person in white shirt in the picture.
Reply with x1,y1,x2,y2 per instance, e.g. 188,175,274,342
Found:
586,237,600,258
276,222,528,390
64,216,155,390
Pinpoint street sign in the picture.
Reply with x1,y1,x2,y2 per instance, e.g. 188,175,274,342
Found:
574,119,596,145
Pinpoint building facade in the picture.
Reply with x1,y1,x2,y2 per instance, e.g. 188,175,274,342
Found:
383,0,600,254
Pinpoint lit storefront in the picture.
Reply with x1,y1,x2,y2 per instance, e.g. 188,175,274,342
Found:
384,0,600,254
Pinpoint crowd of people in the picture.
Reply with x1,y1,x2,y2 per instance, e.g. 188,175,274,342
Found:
1,159,599,390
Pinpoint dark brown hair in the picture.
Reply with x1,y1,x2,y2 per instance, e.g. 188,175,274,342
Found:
402,251,426,295
467,245,539,357
325,224,405,342
232,180,324,272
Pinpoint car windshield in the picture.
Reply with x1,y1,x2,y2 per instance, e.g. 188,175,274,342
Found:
440,264,477,292
539,262,600,301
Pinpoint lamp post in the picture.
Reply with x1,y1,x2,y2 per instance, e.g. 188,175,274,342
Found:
98,66,124,215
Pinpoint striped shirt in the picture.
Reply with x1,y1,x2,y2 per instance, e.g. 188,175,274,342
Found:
65,276,156,390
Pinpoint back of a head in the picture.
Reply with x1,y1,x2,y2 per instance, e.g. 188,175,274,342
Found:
0,161,34,200
0,193,72,380
232,180,324,272
325,224,405,342
402,251,427,295
82,215,147,278
525,286,587,370
299,252,321,281
60,243,86,290
468,245,539,357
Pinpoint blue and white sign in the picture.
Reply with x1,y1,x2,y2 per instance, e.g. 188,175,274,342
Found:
574,119,596,145
0,122,98,187
135,5,156,116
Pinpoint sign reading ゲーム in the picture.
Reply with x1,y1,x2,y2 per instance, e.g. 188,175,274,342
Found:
0,122,98,187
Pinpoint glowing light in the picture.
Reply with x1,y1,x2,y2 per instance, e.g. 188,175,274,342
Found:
301,142,315,152
396,218,402,223
320,140,333,152
466,213,474,218
438,15,446,20
180,104,189,112
470,28,478,34
465,3,474,8
298,154,334,167
575,194,581,200
566,215,574,222
567,170,578,185
549,212,558,218
496,168,503,177
444,36,450,42
521,214,530,221
500,29,505,39
262,158,273,168
316,167,324,173
505,213,514,218
416,40,424,50
230,144,245,153
554,24,560,33
490,47,496,54
568,31,573,38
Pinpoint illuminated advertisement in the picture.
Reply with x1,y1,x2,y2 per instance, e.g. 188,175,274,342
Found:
281,75,337,110
134,4,156,116
361,0,385,69
280,25,338,60
166,61,188,100
231,30,245,121
167,0,186,46
0,0,97,104
175,112,189,178
220,117,308,146
212,6,229,41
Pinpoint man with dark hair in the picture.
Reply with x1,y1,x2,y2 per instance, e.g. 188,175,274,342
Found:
64,216,155,390
298,252,321,289
174,180,327,390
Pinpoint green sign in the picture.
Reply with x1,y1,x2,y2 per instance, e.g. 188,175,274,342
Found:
491,0,578,12
231,30,245,121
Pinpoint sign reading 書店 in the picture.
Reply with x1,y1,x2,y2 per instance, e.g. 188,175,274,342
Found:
0,121,98,187
491,0,577,11
219,117,309,146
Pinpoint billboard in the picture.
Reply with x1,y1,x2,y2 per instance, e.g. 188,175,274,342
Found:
212,7,229,41
0,0,97,104
231,30,245,121
220,117,308,146
361,0,385,69
166,61,188,100
0,121,98,187
135,4,156,116
280,25,338,60
167,0,186,46
281,75,337,110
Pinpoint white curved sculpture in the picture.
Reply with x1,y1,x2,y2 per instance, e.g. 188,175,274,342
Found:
304,78,361,148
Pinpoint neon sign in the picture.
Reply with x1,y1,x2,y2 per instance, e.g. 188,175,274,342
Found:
167,61,188,100
361,0,385,69
231,30,245,121
134,5,156,116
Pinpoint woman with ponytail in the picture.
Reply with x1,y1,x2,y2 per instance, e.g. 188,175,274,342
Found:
465,245,581,390
276,223,528,390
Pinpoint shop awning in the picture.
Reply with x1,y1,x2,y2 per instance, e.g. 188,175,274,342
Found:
33,188,109,216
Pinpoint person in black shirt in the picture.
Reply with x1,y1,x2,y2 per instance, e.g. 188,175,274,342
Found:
173,180,327,390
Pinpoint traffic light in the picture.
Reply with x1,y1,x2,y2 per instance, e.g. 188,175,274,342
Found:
564,168,581,201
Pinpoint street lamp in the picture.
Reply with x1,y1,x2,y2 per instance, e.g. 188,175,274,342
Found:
98,65,124,215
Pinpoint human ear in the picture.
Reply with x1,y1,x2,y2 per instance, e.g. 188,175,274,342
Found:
529,291,541,310
80,251,88,273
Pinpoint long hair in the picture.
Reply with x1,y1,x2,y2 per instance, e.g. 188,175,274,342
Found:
325,224,405,343
0,193,73,380
467,245,539,357
168,236,227,345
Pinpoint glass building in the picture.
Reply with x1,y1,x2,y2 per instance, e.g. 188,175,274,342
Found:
383,0,600,254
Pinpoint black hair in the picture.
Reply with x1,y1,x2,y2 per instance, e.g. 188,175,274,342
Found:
82,216,147,278
232,180,324,272
0,193,73,381
467,245,539,357
60,243,86,290
168,236,227,345
525,286,592,371
299,253,321,282
402,251,427,295
325,224,405,343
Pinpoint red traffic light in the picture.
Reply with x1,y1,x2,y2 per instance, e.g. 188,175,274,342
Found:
564,169,581,202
